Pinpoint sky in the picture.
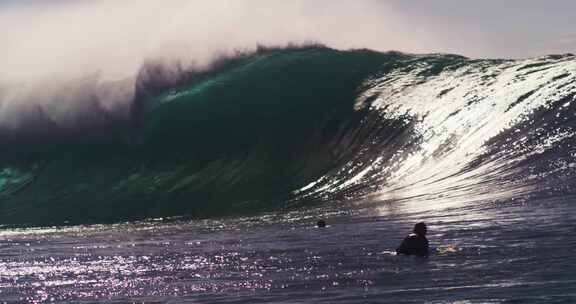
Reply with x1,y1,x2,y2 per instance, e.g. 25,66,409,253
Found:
0,0,575,82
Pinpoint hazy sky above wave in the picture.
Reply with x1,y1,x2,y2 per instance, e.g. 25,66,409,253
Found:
1,0,575,81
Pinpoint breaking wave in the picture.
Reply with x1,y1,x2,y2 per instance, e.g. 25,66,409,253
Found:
1,46,575,226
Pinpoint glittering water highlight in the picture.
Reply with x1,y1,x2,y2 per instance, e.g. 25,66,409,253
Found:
1,198,574,303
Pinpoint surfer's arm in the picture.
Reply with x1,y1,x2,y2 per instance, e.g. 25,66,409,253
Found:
396,236,410,254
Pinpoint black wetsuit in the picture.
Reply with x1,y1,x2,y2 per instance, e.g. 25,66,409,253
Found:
396,233,429,257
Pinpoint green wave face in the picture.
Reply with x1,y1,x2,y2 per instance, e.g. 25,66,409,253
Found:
6,47,573,227
0,48,406,226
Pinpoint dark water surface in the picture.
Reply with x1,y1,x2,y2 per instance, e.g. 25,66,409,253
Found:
1,197,574,303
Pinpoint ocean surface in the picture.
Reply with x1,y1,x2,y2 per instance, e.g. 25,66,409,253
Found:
1,47,576,303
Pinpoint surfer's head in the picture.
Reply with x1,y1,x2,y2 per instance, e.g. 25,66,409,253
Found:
413,222,427,236
317,220,326,228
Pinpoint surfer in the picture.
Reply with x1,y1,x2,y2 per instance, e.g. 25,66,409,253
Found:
396,222,429,257
316,219,326,228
